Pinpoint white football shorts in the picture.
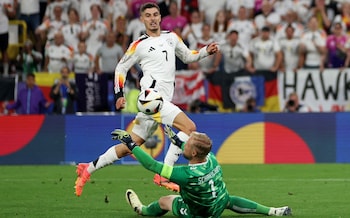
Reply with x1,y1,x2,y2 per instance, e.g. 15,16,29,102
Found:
132,99,182,140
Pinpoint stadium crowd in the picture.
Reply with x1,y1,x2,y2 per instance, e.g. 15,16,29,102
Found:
1,0,350,114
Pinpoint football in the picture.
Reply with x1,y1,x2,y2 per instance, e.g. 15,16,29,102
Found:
137,88,164,115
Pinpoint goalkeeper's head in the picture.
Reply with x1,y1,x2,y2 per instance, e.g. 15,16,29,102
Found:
184,132,212,161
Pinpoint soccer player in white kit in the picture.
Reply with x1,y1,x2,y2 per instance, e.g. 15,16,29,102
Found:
74,2,219,197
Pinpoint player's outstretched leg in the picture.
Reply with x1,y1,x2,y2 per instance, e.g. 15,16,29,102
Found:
227,196,292,216
126,189,143,215
268,206,292,216
125,189,168,216
74,145,124,196
74,163,90,196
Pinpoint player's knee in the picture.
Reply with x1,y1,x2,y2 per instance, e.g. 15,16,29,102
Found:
130,133,145,146
158,195,176,211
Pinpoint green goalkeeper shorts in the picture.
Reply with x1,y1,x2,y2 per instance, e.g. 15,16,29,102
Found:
172,196,192,218
172,196,226,218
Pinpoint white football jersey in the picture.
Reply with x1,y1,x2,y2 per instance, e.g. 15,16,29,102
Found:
61,23,82,51
0,0,13,33
198,0,226,25
220,42,249,73
45,43,73,73
37,19,66,41
82,19,109,57
115,31,210,101
249,37,281,70
227,19,256,49
44,1,70,22
300,30,326,67
279,37,301,71
225,0,255,17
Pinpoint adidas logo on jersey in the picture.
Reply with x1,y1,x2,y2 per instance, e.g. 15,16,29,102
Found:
148,47,155,52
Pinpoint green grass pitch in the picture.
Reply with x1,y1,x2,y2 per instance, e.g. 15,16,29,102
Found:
0,164,349,218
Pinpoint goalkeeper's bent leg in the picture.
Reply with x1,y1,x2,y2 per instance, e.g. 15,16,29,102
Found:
226,195,270,215
141,201,168,216
164,131,189,166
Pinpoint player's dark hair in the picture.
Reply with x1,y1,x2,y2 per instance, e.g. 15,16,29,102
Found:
229,30,239,35
140,2,160,14
286,24,294,31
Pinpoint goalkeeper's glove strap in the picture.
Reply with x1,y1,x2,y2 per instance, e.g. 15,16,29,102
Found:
126,142,137,151
114,89,124,101
172,136,183,149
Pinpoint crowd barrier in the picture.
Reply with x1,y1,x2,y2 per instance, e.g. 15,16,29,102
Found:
0,112,349,165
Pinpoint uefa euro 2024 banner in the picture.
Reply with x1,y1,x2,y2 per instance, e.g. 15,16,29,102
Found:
278,69,350,112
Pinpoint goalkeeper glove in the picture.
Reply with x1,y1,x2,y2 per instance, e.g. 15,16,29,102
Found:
164,125,183,149
111,129,137,151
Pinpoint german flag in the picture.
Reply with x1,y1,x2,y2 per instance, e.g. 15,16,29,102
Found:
206,70,280,112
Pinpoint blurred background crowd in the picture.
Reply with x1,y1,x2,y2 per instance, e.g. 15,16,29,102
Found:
1,0,350,115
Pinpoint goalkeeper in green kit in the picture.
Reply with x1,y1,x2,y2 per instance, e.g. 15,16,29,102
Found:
112,126,292,217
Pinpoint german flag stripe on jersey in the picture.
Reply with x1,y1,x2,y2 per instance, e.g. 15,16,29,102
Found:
126,36,148,55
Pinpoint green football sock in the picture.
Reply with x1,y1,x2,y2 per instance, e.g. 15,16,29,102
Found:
227,196,270,215
141,201,168,216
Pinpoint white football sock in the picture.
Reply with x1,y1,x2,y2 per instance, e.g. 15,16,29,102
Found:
87,146,119,174
164,131,189,166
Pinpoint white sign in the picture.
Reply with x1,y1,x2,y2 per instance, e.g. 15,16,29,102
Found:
278,69,350,112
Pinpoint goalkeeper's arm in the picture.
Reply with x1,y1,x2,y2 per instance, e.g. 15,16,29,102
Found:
132,147,174,179
111,128,174,178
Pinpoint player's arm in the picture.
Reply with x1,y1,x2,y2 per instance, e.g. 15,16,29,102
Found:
111,129,174,179
114,42,138,109
174,33,218,64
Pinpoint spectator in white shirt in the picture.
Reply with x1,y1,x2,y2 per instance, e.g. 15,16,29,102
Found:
254,0,281,31
79,0,100,22
299,16,327,71
61,7,82,52
43,0,71,22
249,26,282,72
211,9,229,46
101,0,128,26
279,25,302,72
275,9,304,40
81,3,110,57
195,23,222,75
220,30,254,74
44,31,73,73
0,0,15,76
181,9,203,50
225,0,255,20
35,4,66,46
227,6,257,49
198,0,226,26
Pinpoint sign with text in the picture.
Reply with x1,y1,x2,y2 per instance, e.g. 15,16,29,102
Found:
278,69,350,112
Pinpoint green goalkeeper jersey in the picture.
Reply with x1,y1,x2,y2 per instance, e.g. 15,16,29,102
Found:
132,147,230,217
